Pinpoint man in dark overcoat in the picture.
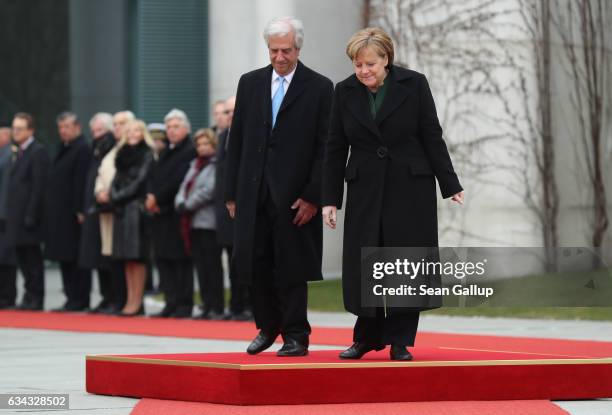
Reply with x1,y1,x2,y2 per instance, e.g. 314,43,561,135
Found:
0,126,16,309
44,112,92,311
214,96,251,321
6,113,49,310
146,108,196,318
225,16,333,356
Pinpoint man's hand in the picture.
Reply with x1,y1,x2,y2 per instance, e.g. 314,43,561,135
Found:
226,201,236,219
322,205,337,229
76,212,85,224
145,194,160,213
291,198,317,227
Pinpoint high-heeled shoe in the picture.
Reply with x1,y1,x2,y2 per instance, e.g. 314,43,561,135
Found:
119,305,145,317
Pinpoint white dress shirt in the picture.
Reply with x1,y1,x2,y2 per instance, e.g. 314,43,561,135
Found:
271,66,297,98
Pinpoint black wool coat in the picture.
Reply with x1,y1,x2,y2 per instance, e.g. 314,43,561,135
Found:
148,136,196,259
225,61,333,285
214,128,233,247
110,143,154,261
322,66,463,317
78,132,116,268
6,139,49,247
0,145,16,265
44,134,92,262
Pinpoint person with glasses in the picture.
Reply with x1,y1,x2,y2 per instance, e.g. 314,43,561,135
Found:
6,113,49,311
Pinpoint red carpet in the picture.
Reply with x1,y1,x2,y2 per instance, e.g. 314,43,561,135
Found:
131,398,569,414
86,349,612,405
2,310,612,358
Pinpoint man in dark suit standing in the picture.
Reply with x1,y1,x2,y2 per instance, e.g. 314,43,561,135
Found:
146,108,196,318
6,113,49,310
214,96,251,321
0,126,17,309
45,112,92,311
225,16,333,356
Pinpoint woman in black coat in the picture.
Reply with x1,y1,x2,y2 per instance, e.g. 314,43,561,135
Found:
110,119,154,316
322,28,464,361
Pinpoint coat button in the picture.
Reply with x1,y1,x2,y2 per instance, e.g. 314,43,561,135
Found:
252,176,258,182
376,146,388,159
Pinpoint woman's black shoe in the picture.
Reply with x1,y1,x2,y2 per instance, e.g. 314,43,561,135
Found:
390,344,413,361
339,342,385,359
119,305,145,317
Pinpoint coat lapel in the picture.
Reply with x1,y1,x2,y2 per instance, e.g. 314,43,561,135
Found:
277,61,309,117
374,66,414,126
259,66,273,128
345,75,381,139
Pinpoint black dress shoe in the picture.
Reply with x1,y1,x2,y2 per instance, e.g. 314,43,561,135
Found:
204,310,226,321
390,344,413,361
53,302,88,312
16,301,43,311
339,342,385,359
247,331,279,355
277,338,308,357
170,307,193,318
151,307,175,318
0,302,16,310
90,301,112,314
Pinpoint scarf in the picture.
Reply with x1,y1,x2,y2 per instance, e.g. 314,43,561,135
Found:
115,141,148,171
180,155,213,255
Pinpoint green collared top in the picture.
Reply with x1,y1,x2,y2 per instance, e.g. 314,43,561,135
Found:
367,76,389,119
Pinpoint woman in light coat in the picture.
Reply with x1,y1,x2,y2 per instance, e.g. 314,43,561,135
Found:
175,129,224,320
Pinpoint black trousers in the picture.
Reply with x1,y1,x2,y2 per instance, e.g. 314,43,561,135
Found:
0,264,17,306
353,309,420,346
250,193,310,344
224,245,250,314
157,257,193,311
110,259,126,310
96,267,113,306
15,245,45,306
191,229,224,314
59,261,92,308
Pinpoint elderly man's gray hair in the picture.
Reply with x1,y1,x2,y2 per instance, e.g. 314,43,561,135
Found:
56,111,80,124
263,16,304,49
89,112,113,131
164,108,191,133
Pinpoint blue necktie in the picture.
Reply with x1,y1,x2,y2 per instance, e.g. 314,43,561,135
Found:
272,76,285,127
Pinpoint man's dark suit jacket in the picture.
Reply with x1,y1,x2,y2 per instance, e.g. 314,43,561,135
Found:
225,61,333,285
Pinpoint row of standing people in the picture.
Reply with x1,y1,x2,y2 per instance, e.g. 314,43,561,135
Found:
0,101,251,320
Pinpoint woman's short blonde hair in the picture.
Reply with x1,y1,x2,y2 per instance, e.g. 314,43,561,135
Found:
193,128,218,150
346,27,394,68
119,119,154,148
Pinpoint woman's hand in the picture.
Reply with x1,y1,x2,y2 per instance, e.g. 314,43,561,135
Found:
451,191,465,205
322,205,337,229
